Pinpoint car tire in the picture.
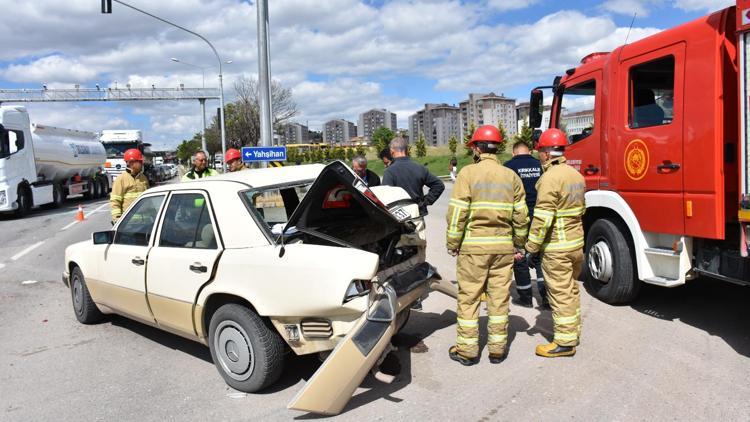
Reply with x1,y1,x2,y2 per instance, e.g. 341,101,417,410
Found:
14,185,31,217
208,304,285,393
83,180,95,200
582,218,641,304
70,266,104,324
100,176,110,195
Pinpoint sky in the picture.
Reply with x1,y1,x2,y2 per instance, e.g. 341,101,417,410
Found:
0,0,735,150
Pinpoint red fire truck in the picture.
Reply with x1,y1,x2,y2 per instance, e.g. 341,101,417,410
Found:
528,2,750,303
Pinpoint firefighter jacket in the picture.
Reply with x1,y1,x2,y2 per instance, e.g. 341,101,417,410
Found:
446,153,529,254
525,156,586,254
110,169,149,221
182,167,219,182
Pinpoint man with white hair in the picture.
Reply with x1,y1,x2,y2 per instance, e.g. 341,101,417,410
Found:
182,150,219,182
351,155,380,187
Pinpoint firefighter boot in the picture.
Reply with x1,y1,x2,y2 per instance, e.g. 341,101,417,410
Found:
512,289,533,308
488,352,506,364
449,346,479,366
535,342,576,358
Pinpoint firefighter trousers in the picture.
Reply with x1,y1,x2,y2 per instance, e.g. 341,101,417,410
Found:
541,249,583,347
455,253,514,358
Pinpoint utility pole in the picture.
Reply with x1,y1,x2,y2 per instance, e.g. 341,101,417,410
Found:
257,0,273,150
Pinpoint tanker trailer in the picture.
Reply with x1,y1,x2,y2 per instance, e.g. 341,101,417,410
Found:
0,106,111,217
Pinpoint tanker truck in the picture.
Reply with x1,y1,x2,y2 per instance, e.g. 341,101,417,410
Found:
0,106,112,217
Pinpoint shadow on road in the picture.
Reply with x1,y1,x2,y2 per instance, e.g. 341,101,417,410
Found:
629,277,750,357
109,316,213,363
0,196,108,221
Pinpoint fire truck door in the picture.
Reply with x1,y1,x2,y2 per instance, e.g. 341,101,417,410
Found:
616,44,686,235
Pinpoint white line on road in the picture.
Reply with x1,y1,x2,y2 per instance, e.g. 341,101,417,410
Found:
60,202,110,231
0,263,5,269
11,241,45,261
21,280,38,285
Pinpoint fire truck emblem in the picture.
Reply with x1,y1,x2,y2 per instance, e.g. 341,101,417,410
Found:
624,139,649,181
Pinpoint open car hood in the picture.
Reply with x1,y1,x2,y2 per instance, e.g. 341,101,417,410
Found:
283,161,409,247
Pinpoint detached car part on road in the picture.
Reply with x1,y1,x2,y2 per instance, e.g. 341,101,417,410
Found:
63,161,440,414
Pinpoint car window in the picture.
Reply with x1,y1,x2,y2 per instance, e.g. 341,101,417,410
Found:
114,195,165,246
242,184,309,233
159,193,217,249
629,55,674,128
558,79,595,144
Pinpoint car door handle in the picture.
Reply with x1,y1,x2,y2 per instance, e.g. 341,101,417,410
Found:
584,165,599,175
657,161,680,173
189,264,208,273
131,258,145,266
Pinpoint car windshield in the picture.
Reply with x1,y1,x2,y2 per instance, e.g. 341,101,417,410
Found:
242,183,311,236
104,142,139,158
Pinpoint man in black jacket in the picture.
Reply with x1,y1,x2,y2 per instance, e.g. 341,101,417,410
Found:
382,137,444,216
504,141,549,309
352,155,380,187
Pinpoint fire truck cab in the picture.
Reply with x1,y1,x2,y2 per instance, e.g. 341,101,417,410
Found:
529,4,750,303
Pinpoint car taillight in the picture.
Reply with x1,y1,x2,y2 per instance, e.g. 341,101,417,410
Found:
343,279,371,302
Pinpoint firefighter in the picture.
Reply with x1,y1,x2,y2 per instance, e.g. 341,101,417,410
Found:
525,128,586,358
110,148,149,224
446,125,529,365
225,148,247,172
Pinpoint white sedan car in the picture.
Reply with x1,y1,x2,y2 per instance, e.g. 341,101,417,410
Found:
63,161,440,415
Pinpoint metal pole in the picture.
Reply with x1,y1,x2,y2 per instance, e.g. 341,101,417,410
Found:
199,98,207,153
257,0,273,151
112,0,226,171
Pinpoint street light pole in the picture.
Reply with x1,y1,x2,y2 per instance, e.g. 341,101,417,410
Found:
257,0,273,150
108,0,228,171
171,58,208,153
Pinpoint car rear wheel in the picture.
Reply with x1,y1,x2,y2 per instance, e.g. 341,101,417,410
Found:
70,266,104,324
14,185,31,217
208,304,284,393
582,219,641,304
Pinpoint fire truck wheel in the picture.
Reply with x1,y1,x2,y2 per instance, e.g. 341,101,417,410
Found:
582,218,640,304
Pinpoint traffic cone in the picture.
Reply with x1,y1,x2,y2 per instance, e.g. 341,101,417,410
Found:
76,205,85,221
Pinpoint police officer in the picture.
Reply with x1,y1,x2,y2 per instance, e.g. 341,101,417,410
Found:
225,148,247,173
446,125,529,365
110,148,149,224
182,150,219,181
525,128,586,358
504,141,548,309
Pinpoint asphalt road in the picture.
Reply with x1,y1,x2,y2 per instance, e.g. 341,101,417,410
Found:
1,179,749,421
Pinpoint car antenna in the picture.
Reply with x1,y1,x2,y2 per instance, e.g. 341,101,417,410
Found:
617,12,637,63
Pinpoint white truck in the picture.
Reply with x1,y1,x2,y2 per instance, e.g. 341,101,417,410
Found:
0,106,112,216
100,129,149,178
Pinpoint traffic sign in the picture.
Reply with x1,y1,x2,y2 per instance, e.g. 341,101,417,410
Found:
241,146,287,162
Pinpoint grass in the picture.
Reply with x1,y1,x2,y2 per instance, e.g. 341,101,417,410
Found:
366,150,512,177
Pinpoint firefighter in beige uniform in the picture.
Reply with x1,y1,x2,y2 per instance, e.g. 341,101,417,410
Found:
446,125,529,365
525,128,586,358
110,148,149,224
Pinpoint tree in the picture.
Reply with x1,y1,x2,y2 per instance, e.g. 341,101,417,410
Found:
464,122,476,156
513,121,534,149
495,121,508,154
176,136,202,164
448,135,458,156
355,145,366,156
371,127,394,152
415,132,427,158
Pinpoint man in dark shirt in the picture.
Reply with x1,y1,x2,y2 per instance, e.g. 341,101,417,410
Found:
504,141,549,309
382,137,445,216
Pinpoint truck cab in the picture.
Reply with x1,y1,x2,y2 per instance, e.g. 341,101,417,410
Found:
0,107,46,214
529,6,750,303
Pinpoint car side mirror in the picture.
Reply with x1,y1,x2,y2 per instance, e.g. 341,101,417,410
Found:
529,89,543,129
93,230,114,245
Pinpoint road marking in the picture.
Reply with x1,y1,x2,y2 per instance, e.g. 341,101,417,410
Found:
21,280,38,285
0,263,5,269
11,241,45,261
61,202,110,231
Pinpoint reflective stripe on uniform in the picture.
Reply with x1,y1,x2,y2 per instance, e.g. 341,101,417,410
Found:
488,334,507,343
514,201,527,211
557,217,567,242
515,284,532,290
542,237,585,251
515,227,529,236
462,236,513,245
469,201,513,211
447,229,464,238
488,315,508,324
556,206,585,217
110,194,124,201
553,314,579,325
457,336,479,345
123,192,142,199
457,318,479,327
554,332,578,342
449,198,470,208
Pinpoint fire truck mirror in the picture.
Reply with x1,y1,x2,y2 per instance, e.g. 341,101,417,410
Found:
529,89,543,128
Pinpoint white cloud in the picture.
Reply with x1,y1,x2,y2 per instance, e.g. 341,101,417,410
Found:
3,56,98,84
601,0,664,16
672,0,733,12
487,0,540,11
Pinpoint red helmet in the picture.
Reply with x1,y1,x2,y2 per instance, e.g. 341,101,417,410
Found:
124,148,144,162
225,148,242,163
468,125,502,148
536,128,568,150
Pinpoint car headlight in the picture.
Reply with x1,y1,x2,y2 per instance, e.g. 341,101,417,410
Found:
343,279,371,303
0,190,6,206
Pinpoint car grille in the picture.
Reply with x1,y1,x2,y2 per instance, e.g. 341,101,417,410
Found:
300,319,333,339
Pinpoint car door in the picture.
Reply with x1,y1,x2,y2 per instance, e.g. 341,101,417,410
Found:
146,191,222,337
101,193,166,323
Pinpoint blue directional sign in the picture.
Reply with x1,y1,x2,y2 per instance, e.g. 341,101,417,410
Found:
241,146,287,162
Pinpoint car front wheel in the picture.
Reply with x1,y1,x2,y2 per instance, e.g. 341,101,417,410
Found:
208,304,284,393
70,266,104,324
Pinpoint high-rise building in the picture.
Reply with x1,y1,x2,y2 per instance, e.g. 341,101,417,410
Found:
323,119,357,144
280,122,310,145
409,103,461,146
459,93,517,139
516,102,552,133
357,108,397,140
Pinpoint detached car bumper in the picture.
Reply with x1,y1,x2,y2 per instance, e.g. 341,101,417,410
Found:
62,271,70,287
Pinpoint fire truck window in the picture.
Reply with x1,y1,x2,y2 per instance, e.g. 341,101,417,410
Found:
558,80,596,144
629,56,674,128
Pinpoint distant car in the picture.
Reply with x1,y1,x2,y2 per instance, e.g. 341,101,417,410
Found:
62,161,437,404
157,165,170,182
